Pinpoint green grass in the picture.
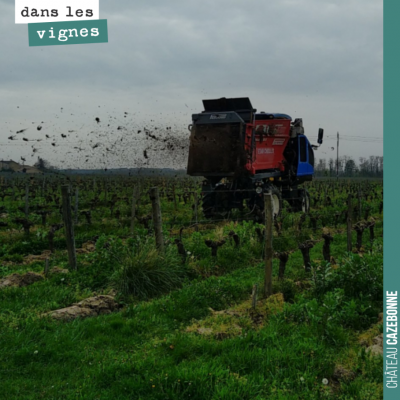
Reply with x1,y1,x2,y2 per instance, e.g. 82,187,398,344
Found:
0,177,383,399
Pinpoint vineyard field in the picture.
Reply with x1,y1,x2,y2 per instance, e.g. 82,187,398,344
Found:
0,174,383,400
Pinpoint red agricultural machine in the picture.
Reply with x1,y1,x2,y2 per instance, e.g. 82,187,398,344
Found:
186,97,324,219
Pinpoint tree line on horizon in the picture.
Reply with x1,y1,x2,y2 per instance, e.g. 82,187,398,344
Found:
314,155,383,178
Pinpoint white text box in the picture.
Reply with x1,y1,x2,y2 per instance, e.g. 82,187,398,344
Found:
15,0,99,24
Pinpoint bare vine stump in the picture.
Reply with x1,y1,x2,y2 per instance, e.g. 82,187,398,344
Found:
367,219,376,242
276,251,289,280
322,233,334,262
205,240,226,257
81,211,92,224
174,239,186,263
228,231,240,247
299,241,315,272
353,221,367,252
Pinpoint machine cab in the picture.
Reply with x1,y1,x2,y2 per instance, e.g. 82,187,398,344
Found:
296,135,314,178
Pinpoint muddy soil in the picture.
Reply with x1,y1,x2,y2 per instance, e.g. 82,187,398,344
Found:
45,295,120,321
0,272,44,289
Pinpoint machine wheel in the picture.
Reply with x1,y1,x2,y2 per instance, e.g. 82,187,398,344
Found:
301,189,310,213
201,184,233,219
288,188,310,213
267,185,282,218
247,185,282,219
201,191,216,219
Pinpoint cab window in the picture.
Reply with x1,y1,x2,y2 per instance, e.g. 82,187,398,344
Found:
299,137,307,162
308,143,314,167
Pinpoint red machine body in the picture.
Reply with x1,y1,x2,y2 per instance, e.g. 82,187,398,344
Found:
244,119,291,175
186,97,323,218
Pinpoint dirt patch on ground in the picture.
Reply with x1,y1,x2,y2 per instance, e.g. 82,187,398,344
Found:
332,365,356,382
76,241,96,254
359,313,383,356
0,272,44,289
24,250,51,264
366,333,383,356
0,229,20,239
328,363,357,394
186,293,284,339
44,295,121,321
49,267,69,274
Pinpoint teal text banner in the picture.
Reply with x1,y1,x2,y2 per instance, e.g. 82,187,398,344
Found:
384,1,399,399
28,19,108,46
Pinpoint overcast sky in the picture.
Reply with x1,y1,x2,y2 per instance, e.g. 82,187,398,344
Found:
0,0,383,170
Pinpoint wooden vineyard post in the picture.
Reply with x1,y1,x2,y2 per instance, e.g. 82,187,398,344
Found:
251,284,258,309
347,194,352,252
74,187,79,224
150,187,164,252
194,192,198,228
25,182,29,218
172,184,177,212
358,186,362,220
264,192,273,299
44,258,49,276
61,185,77,270
130,186,139,235
42,176,46,197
